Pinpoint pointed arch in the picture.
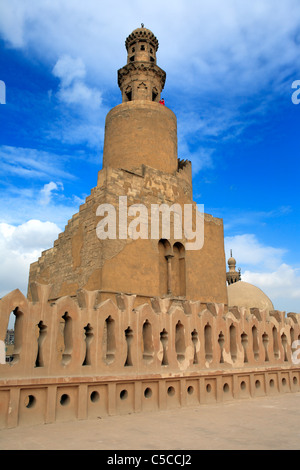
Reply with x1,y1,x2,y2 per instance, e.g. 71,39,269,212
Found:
158,239,171,296
172,242,186,297
142,319,154,362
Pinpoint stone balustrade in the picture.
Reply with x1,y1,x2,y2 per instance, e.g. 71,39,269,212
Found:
0,283,299,428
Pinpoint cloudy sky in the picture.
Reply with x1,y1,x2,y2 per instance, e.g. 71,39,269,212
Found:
0,0,300,313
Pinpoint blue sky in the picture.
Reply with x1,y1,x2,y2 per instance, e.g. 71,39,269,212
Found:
0,0,300,313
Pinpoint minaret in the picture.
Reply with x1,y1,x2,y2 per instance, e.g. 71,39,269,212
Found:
226,250,241,285
102,25,178,174
118,24,166,102
28,26,228,309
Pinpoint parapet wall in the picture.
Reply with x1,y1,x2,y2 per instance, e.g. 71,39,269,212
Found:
0,283,299,428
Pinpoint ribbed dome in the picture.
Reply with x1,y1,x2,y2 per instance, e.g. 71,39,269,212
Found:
227,281,274,311
125,26,159,51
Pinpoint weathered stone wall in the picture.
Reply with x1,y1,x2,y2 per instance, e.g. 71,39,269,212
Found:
28,163,227,306
102,102,178,174
0,283,299,428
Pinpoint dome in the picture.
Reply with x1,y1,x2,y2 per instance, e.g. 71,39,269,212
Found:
227,281,274,311
125,26,159,51
227,257,236,267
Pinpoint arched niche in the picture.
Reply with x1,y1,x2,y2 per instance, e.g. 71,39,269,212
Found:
158,239,171,296
172,242,186,297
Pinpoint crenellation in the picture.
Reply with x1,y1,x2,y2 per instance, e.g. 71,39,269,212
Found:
2,284,300,378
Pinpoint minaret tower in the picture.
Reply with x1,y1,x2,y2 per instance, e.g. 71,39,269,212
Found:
118,24,166,102
226,250,241,285
102,25,178,174
28,26,228,309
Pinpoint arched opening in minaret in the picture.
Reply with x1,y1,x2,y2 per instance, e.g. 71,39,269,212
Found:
152,88,158,102
172,242,186,297
158,239,171,296
125,86,132,102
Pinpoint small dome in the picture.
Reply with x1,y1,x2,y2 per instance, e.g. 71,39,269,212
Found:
125,26,159,51
228,257,236,266
227,281,274,311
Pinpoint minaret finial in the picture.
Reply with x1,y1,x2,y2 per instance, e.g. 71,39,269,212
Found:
226,250,241,285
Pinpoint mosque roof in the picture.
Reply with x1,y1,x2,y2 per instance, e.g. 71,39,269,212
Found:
227,280,274,311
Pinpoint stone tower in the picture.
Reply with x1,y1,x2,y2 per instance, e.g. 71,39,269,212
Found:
226,250,241,285
28,26,228,308
119,25,165,102
3,27,299,431
103,25,177,175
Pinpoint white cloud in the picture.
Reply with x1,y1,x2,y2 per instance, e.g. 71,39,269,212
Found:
0,0,26,47
2,0,299,95
225,233,286,270
52,55,102,110
0,220,61,298
243,265,300,313
1,0,300,165
48,55,105,149
0,180,83,228
58,81,102,108
39,181,63,205
52,55,86,88
179,143,214,175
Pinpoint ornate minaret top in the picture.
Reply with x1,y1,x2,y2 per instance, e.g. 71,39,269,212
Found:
226,250,241,285
102,26,178,175
118,25,166,102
